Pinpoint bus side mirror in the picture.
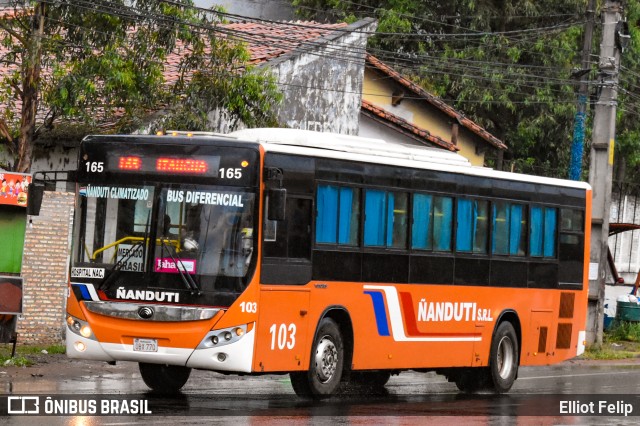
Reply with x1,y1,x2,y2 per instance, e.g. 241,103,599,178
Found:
27,182,45,216
268,188,286,221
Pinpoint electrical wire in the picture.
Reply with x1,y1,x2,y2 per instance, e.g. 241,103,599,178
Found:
5,0,640,123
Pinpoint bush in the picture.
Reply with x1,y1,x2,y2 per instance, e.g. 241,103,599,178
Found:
606,321,640,342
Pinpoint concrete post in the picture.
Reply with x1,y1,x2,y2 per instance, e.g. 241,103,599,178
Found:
587,1,623,345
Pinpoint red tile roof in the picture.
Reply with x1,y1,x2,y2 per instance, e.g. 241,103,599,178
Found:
226,21,349,65
366,55,507,151
362,99,458,152
161,20,349,86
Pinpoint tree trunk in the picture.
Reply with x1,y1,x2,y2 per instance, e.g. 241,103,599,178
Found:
15,3,45,173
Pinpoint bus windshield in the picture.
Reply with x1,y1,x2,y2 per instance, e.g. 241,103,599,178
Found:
71,182,256,305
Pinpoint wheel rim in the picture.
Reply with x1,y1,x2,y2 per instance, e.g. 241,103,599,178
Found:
496,335,515,379
314,336,338,383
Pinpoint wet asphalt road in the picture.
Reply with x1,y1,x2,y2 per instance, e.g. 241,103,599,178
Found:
2,358,640,424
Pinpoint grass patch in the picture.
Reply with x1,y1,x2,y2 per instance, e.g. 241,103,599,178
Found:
0,356,32,367
0,343,65,368
582,345,638,360
606,320,640,342
14,344,66,355
582,321,640,360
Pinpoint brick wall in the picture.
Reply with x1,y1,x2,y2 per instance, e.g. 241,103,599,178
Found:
17,191,74,345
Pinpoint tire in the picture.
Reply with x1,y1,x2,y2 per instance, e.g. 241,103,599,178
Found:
290,317,344,399
138,362,191,393
487,321,519,393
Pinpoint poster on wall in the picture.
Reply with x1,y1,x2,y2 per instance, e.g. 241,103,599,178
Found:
0,276,21,343
0,276,23,315
0,172,31,207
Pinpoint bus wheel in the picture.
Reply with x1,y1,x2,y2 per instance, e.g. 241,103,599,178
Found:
487,321,519,393
290,317,344,399
138,363,191,393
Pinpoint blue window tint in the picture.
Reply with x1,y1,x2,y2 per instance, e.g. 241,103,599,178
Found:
390,192,408,248
530,206,543,256
412,194,433,249
338,187,354,244
544,208,557,257
493,202,526,256
530,206,556,258
364,189,386,246
386,192,395,246
509,204,526,256
473,200,489,253
456,198,473,252
492,202,509,255
456,198,488,253
434,197,452,251
316,185,338,243
412,194,452,251
316,185,359,246
364,189,407,248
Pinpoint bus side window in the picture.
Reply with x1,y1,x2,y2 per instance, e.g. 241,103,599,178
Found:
492,202,526,256
530,206,557,258
456,198,488,253
316,185,360,246
263,196,311,260
412,194,452,251
364,189,407,249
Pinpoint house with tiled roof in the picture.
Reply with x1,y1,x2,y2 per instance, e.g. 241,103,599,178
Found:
204,18,377,135
0,16,376,172
360,55,507,167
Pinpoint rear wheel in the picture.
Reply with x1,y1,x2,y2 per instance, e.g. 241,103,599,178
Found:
454,321,519,394
138,363,191,393
487,321,519,393
290,317,344,399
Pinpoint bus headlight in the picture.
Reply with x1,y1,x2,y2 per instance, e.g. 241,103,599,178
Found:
66,315,96,340
197,324,249,349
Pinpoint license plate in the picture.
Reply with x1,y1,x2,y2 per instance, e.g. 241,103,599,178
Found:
133,338,158,352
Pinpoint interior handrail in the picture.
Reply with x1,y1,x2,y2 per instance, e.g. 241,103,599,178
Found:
91,236,179,260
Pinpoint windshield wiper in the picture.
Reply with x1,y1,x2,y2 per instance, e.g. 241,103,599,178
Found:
160,238,201,296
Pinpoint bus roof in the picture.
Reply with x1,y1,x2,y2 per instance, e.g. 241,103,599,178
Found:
229,128,592,192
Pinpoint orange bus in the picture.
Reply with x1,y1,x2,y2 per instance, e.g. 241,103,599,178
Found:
57,128,590,398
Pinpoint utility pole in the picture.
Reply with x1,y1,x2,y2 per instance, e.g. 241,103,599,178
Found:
568,0,596,181
587,1,626,345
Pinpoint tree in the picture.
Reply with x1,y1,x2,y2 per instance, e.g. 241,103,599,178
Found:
290,0,604,178
0,0,282,172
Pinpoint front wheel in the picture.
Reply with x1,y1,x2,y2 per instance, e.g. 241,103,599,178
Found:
138,362,191,393
290,317,344,399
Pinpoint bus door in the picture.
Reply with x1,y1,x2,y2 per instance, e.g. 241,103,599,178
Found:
253,288,310,372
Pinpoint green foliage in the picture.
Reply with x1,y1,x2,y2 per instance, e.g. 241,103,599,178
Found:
606,320,640,343
581,321,640,360
291,0,640,179
1,356,32,367
0,343,65,367
582,345,637,360
0,1,283,171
